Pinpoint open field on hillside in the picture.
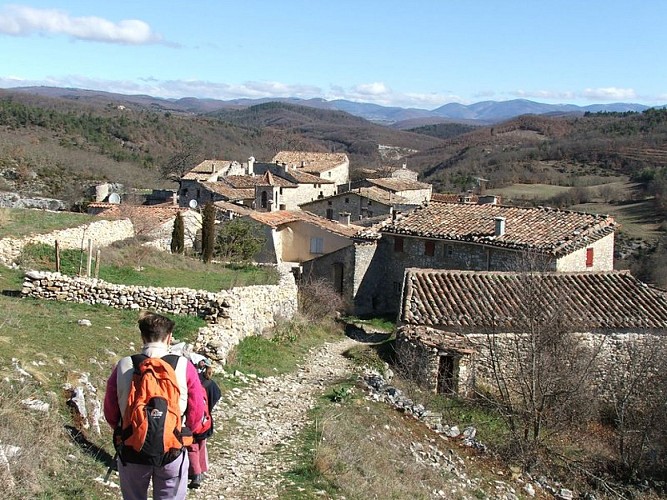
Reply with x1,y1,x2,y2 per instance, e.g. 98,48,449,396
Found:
0,207,98,238
572,199,664,242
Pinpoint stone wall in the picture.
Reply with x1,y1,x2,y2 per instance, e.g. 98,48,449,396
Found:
398,329,666,402
0,218,135,267
21,266,299,363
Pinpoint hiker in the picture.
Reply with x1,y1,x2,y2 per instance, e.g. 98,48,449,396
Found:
187,358,222,489
104,311,206,500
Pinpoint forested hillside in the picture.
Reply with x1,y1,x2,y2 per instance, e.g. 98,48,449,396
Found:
406,109,667,193
0,90,444,203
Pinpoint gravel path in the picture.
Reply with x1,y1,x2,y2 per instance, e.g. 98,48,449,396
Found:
189,337,359,499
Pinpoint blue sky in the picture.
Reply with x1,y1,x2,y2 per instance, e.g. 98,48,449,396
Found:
1,1,665,109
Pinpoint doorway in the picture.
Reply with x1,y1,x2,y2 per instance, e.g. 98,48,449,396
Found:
437,355,458,394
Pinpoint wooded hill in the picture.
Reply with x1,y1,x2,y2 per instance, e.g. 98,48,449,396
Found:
1,87,667,209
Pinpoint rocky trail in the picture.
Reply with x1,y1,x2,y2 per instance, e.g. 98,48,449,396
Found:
189,336,360,499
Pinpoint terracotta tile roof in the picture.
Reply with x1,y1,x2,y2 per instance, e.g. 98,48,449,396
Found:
221,176,267,188
382,201,616,256
282,168,334,184
401,269,667,331
367,177,431,192
201,182,254,201
431,192,479,203
248,210,362,237
257,171,295,187
182,159,235,180
212,200,254,216
272,151,348,173
300,187,408,208
398,325,475,354
88,203,185,227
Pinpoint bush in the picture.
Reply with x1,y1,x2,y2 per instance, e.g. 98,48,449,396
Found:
298,279,347,320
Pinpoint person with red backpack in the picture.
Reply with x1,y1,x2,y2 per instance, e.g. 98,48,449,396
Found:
187,358,221,489
104,311,206,500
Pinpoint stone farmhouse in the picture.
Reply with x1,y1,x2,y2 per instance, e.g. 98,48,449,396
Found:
395,268,667,397
299,186,416,222
272,151,349,188
360,177,432,205
302,200,616,316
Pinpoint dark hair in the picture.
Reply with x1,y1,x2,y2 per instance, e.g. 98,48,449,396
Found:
202,366,213,380
137,311,175,343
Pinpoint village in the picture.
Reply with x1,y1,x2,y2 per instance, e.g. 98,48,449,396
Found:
81,149,667,402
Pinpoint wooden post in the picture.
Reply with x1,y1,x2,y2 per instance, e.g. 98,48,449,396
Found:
94,249,101,279
55,240,61,273
86,239,93,277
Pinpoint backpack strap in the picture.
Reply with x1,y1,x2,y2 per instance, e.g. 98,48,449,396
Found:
161,354,180,371
130,353,149,373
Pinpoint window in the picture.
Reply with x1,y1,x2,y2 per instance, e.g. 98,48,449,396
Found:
327,200,333,206
368,200,372,205
444,244,453,258
326,208,334,220
310,237,324,254
424,241,435,256
586,247,594,267
394,236,404,253
328,172,332,177
261,191,268,209
345,197,350,203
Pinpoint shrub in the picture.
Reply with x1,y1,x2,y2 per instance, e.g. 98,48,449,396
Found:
298,278,347,320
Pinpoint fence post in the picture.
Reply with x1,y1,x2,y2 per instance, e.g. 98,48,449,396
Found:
95,249,101,279
86,239,93,277
55,240,61,273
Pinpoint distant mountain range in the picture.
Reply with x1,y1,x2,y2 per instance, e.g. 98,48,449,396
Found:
5,86,661,126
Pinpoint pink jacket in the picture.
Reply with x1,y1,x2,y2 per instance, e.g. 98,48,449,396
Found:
104,345,206,434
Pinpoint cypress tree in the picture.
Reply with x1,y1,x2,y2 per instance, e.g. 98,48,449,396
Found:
201,202,216,263
170,211,185,254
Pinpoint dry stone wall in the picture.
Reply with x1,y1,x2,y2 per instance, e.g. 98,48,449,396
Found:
0,219,135,267
21,266,298,363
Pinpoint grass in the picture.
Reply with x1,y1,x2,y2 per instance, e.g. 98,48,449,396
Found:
0,207,97,239
18,242,279,290
223,316,343,379
280,386,505,500
0,269,205,498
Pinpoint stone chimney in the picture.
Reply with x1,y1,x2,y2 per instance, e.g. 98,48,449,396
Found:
172,192,178,205
339,212,351,226
248,156,255,176
494,216,506,237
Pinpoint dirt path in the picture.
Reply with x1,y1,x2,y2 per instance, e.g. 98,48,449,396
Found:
189,337,359,499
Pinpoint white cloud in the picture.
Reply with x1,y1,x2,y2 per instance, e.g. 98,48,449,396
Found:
581,87,637,101
352,82,390,96
0,5,163,45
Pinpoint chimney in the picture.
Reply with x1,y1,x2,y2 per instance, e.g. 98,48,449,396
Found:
211,162,216,173
339,212,351,226
494,216,506,237
248,156,255,176
172,192,178,206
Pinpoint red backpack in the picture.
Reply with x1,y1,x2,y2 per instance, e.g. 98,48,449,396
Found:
115,354,193,465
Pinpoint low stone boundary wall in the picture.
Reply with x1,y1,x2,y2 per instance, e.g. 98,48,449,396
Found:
0,218,135,267
21,266,299,363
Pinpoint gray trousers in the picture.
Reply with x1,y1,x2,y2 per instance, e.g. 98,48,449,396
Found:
118,451,189,500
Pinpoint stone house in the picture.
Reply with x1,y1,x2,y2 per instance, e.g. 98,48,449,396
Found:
272,151,349,188
179,157,336,211
302,200,616,316
361,177,432,205
242,210,362,267
395,268,667,397
298,186,417,221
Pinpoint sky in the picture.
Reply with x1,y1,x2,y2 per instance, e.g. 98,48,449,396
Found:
1,0,666,110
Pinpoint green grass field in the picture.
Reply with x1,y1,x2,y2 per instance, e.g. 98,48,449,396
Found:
0,207,97,238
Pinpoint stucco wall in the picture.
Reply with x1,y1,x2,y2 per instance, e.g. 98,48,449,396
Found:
556,233,614,271
279,221,354,262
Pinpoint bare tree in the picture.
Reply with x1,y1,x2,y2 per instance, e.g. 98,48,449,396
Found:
603,334,667,479
473,271,604,459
